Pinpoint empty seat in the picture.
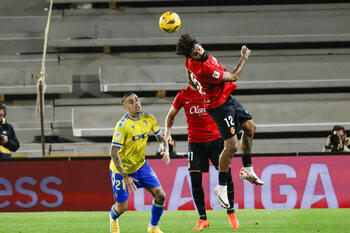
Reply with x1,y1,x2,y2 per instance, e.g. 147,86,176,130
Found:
48,4,350,48
99,51,350,92
72,93,350,137
71,98,186,137
0,66,73,94
237,93,350,132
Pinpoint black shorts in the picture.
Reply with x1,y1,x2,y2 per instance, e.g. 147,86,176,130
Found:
188,137,224,172
207,95,253,140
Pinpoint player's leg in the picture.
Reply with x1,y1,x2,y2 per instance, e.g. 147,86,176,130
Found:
189,171,206,220
226,169,239,229
209,137,239,228
207,102,240,208
214,136,239,208
239,118,263,184
137,161,165,233
240,119,256,155
188,142,210,230
145,186,166,233
109,169,130,233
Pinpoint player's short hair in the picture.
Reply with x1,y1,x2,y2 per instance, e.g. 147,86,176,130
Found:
333,125,345,133
122,92,137,104
176,33,198,58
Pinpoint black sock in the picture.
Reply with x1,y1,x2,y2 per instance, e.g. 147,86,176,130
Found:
242,154,252,167
226,168,235,214
219,171,228,185
190,172,207,220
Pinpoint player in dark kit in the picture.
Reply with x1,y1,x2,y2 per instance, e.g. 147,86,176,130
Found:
165,84,239,230
176,34,263,209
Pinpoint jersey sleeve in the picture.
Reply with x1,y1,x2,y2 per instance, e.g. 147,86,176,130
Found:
150,115,161,135
172,91,184,110
200,62,224,84
111,122,127,147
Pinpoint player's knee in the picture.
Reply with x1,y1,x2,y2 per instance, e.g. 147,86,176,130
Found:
244,121,256,136
155,190,166,204
225,143,239,154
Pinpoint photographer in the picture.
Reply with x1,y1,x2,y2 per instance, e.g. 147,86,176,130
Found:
323,125,350,152
0,103,20,158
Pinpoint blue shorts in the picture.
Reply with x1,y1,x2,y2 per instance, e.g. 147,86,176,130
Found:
109,161,161,203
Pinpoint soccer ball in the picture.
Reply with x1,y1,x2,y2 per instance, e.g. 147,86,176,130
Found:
159,11,181,33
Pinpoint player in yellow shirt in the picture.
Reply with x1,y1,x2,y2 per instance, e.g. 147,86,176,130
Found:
109,92,170,233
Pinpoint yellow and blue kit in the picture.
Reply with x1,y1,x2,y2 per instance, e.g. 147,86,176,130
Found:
109,112,162,203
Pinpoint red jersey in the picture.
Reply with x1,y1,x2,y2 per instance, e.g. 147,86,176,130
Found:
185,54,237,109
172,86,221,143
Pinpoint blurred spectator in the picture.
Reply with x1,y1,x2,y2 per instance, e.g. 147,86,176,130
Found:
0,104,20,158
156,139,178,158
323,125,350,152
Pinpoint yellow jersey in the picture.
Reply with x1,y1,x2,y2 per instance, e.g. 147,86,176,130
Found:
109,112,161,174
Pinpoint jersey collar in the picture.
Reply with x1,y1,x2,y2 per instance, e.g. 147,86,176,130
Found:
126,113,142,121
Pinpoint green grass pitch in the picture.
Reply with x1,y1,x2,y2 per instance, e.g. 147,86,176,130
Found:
0,209,349,233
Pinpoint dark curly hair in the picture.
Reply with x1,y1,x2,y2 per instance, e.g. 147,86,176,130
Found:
176,33,198,58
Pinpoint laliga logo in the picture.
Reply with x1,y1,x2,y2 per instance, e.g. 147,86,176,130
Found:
189,106,206,115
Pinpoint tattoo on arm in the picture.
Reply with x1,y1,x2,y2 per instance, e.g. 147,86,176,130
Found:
155,134,169,154
110,145,127,177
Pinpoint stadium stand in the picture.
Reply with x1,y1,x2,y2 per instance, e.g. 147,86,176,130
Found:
0,10,60,54
71,94,350,136
71,97,186,137
0,66,73,94
47,4,350,48
1,1,349,157
4,101,54,144
99,50,350,92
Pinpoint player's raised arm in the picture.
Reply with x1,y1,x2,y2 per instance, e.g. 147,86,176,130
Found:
164,106,180,143
110,145,138,192
155,134,170,165
222,45,251,82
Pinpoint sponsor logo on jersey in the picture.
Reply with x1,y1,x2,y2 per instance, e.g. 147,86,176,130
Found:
115,131,122,140
212,71,220,79
189,106,207,115
132,132,149,141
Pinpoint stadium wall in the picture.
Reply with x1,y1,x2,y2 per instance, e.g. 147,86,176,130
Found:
0,154,349,212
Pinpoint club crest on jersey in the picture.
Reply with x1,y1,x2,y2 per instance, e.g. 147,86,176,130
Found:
115,132,122,140
230,127,235,135
212,71,220,79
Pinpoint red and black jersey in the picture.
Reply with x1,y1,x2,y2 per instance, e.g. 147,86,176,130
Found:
185,54,237,109
173,86,221,143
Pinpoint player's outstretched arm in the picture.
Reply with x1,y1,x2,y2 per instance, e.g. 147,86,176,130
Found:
155,134,170,165
222,45,251,82
165,106,180,143
110,145,138,192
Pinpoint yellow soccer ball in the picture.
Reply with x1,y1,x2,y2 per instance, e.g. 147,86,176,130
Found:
159,11,181,33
